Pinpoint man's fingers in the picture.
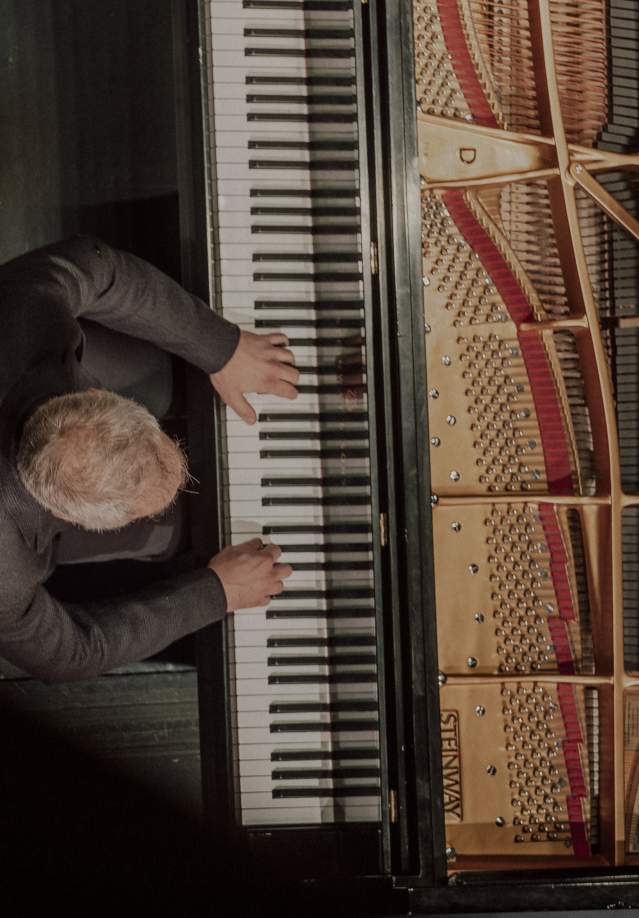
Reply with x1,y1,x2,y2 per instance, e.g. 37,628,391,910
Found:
272,346,296,366
277,363,300,386
270,580,285,596
268,333,289,348
242,537,264,552
273,562,293,579
229,393,257,425
269,381,299,401
262,543,282,562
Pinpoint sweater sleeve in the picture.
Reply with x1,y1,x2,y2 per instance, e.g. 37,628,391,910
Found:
0,516,227,682
2,235,240,375
0,567,228,684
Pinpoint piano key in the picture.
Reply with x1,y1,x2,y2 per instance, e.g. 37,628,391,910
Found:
236,804,380,825
270,746,379,762
272,786,379,798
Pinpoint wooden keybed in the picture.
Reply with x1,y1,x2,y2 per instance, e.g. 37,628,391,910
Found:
415,0,639,870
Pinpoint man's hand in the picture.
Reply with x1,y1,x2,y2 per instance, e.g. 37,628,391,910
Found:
209,330,299,425
208,538,293,611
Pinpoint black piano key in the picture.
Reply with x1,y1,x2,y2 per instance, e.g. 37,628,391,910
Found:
283,335,364,346
262,475,369,487
268,673,377,684
245,75,356,87
250,205,359,215
270,719,379,733
267,636,376,648
255,317,362,328
269,653,376,666
244,27,354,39
296,364,364,374
247,114,357,124
243,1,353,9
259,431,368,442
252,224,361,236
258,411,367,422
263,496,370,506
254,298,363,309
254,272,362,283
271,747,378,762
248,139,357,150
277,587,374,599
266,607,375,619
263,522,370,533
274,542,372,552
286,560,371,571
252,252,360,263
260,448,369,459
246,93,356,106
272,787,380,799
250,188,358,198
271,767,380,780
249,154,357,164
245,47,355,59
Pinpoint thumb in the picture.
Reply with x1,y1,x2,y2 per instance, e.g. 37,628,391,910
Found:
228,393,257,425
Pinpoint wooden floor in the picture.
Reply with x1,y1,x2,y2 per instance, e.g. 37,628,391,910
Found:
0,3,213,910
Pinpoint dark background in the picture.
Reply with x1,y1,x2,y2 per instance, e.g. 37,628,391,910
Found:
0,3,220,913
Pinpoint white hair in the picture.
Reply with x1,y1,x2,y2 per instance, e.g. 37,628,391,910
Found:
16,390,188,531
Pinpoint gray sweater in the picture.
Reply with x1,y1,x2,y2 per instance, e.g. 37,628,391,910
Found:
0,236,239,682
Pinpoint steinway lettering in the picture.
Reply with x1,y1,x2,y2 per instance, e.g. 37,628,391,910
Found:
440,711,462,823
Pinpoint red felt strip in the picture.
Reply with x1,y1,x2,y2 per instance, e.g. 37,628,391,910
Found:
436,0,498,127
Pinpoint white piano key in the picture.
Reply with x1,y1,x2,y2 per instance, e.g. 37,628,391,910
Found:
234,685,377,712
208,1,353,23
233,727,379,747
231,681,378,702
210,32,354,53
238,756,380,779
237,804,380,826
231,618,377,638
237,709,379,729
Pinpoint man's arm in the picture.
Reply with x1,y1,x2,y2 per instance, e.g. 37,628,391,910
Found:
0,509,228,681
0,522,291,683
2,235,239,374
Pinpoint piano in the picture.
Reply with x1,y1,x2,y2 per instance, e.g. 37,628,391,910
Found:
172,0,639,911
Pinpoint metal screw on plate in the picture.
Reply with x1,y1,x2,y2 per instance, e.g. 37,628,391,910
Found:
445,846,457,862
438,672,447,686
431,436,441,447
467,656,478,668
495,816,505,827
451,521,462,532
474,612,485,623
442,355,452,366
446,415,457,426
486,765,497,776
430,388,439,399
430,494,439,506
475,705,486,716
450,470,461,482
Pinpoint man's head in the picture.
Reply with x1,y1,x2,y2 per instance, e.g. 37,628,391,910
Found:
16,389,188,531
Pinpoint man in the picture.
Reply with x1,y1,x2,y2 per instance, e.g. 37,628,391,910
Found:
0,235,298,682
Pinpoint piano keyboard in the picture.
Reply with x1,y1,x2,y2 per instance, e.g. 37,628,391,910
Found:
201,0,381,826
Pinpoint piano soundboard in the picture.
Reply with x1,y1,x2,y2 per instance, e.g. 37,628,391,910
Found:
188,0,639,911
